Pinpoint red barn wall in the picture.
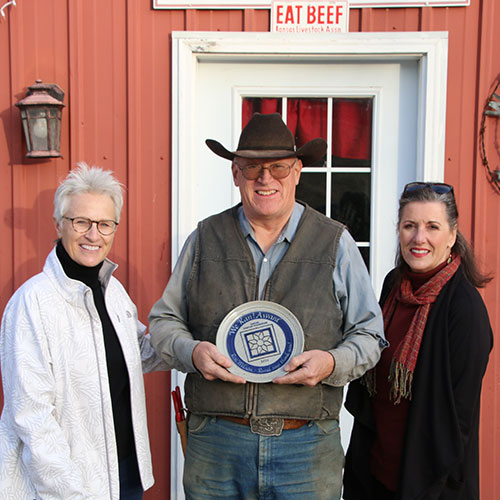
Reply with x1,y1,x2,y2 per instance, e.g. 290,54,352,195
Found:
0,0,499,498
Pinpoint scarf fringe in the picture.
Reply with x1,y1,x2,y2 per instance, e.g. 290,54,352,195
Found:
389,358,413,404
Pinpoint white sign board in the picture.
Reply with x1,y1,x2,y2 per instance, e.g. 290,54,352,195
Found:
271,1,349,33
154,0,469,9
355,0,468,5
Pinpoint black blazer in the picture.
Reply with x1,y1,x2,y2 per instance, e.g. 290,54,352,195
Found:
343,267,493,500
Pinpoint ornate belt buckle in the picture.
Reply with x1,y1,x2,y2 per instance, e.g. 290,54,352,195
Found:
249,417,284,436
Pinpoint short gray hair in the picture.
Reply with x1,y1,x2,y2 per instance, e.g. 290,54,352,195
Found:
53,162,124,223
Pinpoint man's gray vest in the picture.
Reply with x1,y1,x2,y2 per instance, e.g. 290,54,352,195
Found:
185,203,346,420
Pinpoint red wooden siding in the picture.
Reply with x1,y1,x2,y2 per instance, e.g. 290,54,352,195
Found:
0,0,499,498
475,0,500,492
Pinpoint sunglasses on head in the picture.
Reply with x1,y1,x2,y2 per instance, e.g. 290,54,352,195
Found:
403,182,454,196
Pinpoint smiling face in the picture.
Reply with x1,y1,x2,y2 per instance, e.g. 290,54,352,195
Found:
55,192,117,267
231,156,302,226
398,200,457,273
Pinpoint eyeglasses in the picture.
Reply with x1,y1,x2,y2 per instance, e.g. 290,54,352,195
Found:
403,182,454,196
63,216,118,236
237,158,298,180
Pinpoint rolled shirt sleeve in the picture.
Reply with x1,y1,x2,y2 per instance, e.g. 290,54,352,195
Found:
136,318,172,373
324,231,386,387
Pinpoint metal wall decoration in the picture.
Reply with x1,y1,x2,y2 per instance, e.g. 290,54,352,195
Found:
0,0,16,19
479,76,500,195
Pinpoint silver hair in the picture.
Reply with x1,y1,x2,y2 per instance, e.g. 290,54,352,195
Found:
53,162,124,223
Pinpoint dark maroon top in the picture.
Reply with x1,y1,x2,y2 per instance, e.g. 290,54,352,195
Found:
370,261,447,491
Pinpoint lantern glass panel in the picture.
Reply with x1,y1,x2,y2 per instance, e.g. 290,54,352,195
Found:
48,108,62,151
20,109,32,151
28,107,49,151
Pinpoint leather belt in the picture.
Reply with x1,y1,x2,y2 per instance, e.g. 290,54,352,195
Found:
219,415,308,430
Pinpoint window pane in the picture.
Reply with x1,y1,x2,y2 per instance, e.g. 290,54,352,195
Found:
332,98,372,165
331,173,371,241
296,172,326,214
287,98,328,147
242,98,282,127
287,98,328,168
358,247,370,271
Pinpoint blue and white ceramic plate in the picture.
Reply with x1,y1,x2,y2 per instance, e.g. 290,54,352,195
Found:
216,301,304,383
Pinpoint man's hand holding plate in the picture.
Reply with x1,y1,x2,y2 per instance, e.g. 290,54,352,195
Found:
192,341,246,384
272,350,335,386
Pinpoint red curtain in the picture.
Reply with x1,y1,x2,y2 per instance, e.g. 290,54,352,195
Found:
242,98,281,126
332,99,372,160
242,97,372,161
287,98,328,147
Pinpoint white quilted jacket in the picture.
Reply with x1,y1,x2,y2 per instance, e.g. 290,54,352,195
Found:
0,248,166,499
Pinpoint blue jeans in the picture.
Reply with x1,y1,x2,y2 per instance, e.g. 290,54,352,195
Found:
184,415,344,500
119,454,144,500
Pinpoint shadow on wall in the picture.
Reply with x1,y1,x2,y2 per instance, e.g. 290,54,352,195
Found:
0,187,56,410
1,188,56,311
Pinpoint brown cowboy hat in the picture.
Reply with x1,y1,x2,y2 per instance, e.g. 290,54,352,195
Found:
205,112,327,167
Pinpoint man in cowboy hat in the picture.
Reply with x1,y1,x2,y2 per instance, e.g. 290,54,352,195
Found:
149,113,385,499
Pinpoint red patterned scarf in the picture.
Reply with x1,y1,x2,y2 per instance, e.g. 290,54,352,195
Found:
363,255,461,403
384,255,461,402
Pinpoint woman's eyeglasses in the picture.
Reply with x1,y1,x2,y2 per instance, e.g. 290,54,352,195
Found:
403,182,454,196
63,216,119,235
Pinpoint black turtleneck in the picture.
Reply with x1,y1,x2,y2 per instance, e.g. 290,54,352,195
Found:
56,240,136,461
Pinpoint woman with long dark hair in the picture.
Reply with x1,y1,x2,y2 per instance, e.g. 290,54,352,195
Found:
343,182,493,500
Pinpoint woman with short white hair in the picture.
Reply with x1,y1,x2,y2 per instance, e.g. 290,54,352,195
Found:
0,163,169,500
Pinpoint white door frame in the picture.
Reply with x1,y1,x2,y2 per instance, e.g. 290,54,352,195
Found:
170,31,448,500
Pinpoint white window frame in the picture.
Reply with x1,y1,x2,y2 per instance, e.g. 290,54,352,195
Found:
170,31,448,500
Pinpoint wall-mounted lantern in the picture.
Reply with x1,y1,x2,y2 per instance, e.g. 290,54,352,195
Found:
16,80,65,158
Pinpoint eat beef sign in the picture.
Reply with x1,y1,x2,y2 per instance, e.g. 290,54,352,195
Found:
271,1,349,33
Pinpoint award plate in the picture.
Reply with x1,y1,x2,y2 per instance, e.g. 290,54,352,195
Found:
216,301,304,383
